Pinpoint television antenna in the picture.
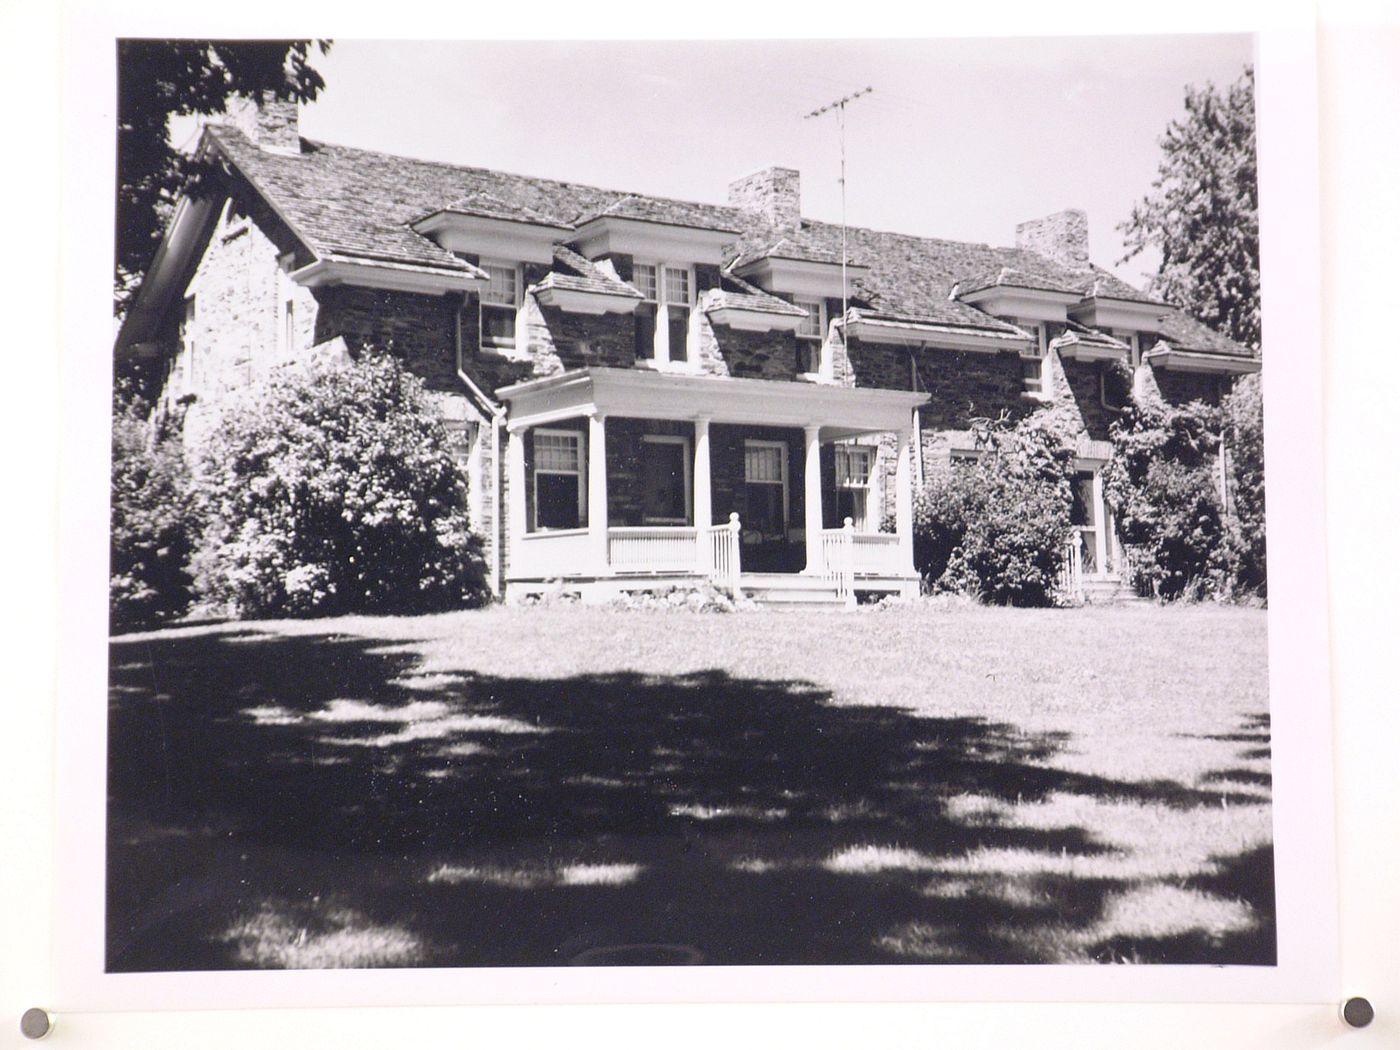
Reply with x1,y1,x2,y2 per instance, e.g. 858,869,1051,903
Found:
804,86,873,349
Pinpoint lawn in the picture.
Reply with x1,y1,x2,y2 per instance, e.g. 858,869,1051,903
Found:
106,601,1272,970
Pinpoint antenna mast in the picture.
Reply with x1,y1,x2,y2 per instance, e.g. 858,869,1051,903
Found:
804,86,873,355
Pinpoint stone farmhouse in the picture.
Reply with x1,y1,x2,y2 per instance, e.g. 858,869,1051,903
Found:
114,95,1260,606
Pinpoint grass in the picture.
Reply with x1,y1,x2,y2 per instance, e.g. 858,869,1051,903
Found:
107,601,1272,969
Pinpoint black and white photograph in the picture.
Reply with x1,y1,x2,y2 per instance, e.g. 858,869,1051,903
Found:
103,33,1278,977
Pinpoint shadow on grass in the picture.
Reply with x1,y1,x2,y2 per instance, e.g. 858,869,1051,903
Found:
108,626,1276,971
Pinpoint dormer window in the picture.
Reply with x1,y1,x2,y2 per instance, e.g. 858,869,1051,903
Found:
795,297,826,376
632,261,694,366
480,261,521,352
1018,320,1049,398
1116,330,1140,365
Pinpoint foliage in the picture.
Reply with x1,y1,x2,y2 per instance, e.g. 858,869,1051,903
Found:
116,40,330,310
110,394,198,629
1105,399,1227,600
1119,66,1259,351
910,419,1075,606
191,352,487,617
1220,375,1267,599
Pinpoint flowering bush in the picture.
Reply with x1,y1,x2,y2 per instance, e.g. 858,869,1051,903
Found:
191,352,488,617
910,419,1075,606
110,395,198,629
1104,398,1238,601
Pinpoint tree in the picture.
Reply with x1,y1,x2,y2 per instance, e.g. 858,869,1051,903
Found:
190,352,488,618
116,40,330,310
1119,66,1259,351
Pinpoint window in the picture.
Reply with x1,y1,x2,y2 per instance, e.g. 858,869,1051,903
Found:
632,261,693,364
282,298,295,358
533,429,584,531
480,262,520,352
221,199,250,240
834,445,874,530
743,441,788,541
795,297,826,375
1019,320,1048,397
641,435,691,523
1116,330,1140,366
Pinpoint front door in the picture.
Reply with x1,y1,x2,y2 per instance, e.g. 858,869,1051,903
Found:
1071,469,1110,576
742,440,800,571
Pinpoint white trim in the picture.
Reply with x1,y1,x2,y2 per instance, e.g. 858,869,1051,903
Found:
570,217,736,265
639,434,693,525
843,314,1025,354
533,285,640,315
833,443,875,531
531,426,586,533
732,256,871,299
289,256,485,296
705,304,807,333
632,258,695,366
958,285,1080,322
1068,296,1167,332
411,211,569,265
1144,347,1262,374
499,366,930,439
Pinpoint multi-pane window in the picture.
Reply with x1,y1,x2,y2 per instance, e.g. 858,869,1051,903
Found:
632,263,658,361
743,441,787,541
632,261,692,364
533,429,584,531
1019,321,1047,396
662,267,690,362
834,445,874,530
795,298,825,375
1116,330,1139,365
480,263,520,352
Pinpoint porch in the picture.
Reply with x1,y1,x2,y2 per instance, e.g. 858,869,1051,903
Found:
496,367,930,604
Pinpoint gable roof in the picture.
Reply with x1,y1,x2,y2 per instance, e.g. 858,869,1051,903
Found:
177,124,1252,360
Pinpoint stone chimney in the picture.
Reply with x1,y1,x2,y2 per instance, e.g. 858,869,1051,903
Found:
728,166,802,231
1015,208,1090,270
224,90,302,154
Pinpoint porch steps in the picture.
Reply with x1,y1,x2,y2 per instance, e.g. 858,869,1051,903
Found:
1079,576,1148,605
740,573,850,610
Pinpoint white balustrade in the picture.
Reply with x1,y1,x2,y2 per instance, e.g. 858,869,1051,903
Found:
608,527,700,573
514,528,594,578
701,513,742,596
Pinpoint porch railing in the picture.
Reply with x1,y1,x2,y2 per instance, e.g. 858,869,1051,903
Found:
609,526,700,573
1058,529,1084,602
702,513,742,597
820,519,856,605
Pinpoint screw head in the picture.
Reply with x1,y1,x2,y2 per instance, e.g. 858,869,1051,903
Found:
1342,997,1375,1029
20,1008,52,1040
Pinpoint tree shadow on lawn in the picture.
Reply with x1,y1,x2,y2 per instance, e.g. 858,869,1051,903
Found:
108,627,1275,971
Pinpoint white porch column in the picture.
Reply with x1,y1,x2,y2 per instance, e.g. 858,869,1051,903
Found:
1091,468,1109,577
589,412,609,573
896,422,915,574
803,423,825,574
693,415,712,528
508,425,527,546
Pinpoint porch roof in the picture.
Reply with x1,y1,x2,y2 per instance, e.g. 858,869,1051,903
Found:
497,367,929,439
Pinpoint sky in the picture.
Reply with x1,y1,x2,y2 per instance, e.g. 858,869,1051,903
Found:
178,35,1253,287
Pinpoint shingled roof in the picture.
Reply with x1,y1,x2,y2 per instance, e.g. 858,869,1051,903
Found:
203,124,1249,358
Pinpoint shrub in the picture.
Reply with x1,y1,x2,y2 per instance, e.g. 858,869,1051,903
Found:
911,419,1075,606
1221,375,1267,599
190,352,488,617
110,395,198,630
1105,399,1230,600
